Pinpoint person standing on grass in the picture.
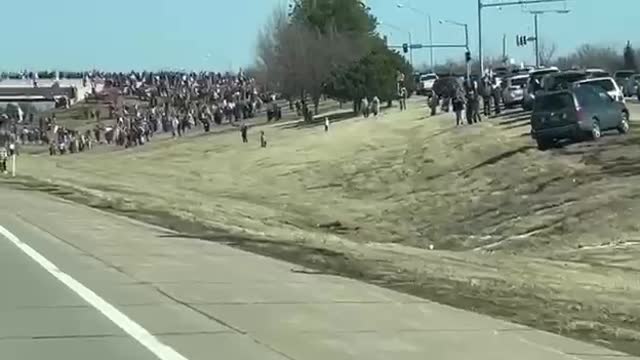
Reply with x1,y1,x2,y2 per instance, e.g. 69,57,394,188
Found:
260,131,267,148
171,114,179,138
429,92,439,116
324,117,330,132
0,146,7,174
464,80,475,125
491,77,502,116
452,89,465,126
371,96,380,116
471,82,482,123
240,123,248,143
361,98,369,118
399,87,408,111
481,75,492,116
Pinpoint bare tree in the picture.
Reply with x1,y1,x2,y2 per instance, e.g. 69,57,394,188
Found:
554,44,623,73
255,5,367,118
538,40,557,67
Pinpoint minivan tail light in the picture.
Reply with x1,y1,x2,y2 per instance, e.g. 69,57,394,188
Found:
576,106,585,122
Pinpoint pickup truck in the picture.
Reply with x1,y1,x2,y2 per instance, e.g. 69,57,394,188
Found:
416,73,438,96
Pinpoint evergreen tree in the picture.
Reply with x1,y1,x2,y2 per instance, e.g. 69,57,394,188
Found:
623,41,638,71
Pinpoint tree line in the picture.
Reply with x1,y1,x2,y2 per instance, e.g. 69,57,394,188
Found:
253,0,414,120
428,41,639,76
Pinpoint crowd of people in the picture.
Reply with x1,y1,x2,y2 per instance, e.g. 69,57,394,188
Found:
427,73,504,126
1,69,285,156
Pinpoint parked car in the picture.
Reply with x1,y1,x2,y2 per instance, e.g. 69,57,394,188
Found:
629,74,640,97
501,74,529,107
530,85,630,150
584,68,610,77
574,77,625,103
522,67,560,111
416,73,438,96
613,70,637,96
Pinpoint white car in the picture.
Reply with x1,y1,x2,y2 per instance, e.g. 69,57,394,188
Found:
575,77,625,103
501,74,529,107
416,73,438,96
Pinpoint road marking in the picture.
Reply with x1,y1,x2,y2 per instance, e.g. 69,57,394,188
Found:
0,225,189,360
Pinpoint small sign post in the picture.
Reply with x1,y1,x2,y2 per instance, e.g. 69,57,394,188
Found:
11,154,16,177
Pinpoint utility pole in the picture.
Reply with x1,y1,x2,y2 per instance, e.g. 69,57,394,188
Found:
502,34,507,63
527,9,570,67
477,0,565,75
534,13,540,67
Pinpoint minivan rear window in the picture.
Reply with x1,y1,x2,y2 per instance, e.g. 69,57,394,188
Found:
534,93,574,111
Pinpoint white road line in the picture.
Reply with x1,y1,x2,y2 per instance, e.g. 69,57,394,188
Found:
0,225,189,360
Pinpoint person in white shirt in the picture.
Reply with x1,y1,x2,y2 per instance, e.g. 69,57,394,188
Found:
0,147,7,173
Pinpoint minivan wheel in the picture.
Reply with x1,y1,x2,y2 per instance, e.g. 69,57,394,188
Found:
536,138,552,150
590,120,601,140
618,111,630,134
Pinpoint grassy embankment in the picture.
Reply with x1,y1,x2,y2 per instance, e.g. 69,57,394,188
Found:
5,99,640,355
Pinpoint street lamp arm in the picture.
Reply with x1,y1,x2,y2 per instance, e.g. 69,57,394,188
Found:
480,0,564,8
441,19,466,27
527,9,571,14
397,3,431,20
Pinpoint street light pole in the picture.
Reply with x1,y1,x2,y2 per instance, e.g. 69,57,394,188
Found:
477,0,483,76
440,19,470,78
427,16,434,70
534,13,540,67
526,9,570,67
464,24,469,51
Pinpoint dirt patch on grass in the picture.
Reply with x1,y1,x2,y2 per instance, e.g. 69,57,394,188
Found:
4,101,640,356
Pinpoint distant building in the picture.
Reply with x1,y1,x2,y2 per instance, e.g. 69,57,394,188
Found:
0,78,98,112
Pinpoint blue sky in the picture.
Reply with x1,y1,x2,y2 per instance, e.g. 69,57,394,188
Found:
2,0,638,71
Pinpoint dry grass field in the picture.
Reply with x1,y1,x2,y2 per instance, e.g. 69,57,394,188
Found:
4,98,640,355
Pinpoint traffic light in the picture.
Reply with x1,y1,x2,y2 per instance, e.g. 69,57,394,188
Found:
402,43,409,54
465,50,472,63
516,35,528,47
